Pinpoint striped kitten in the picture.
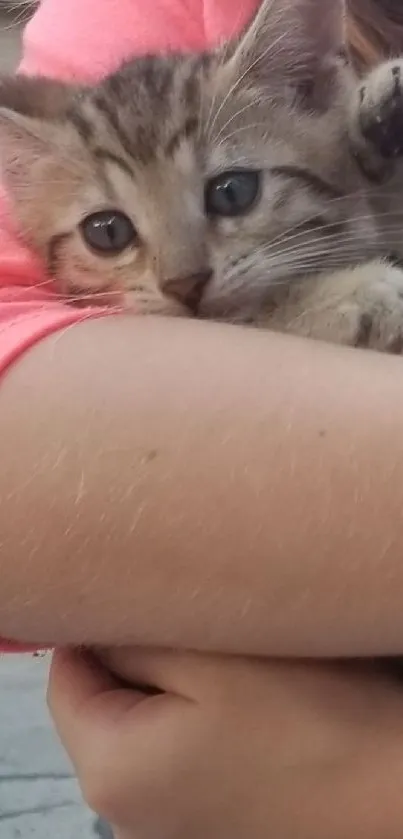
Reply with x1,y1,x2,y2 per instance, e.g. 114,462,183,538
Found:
1,0,403,351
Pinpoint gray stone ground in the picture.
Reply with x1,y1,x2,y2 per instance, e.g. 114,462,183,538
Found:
0,655,98,838
0,10,110,838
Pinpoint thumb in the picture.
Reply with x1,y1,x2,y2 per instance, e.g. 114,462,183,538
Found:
97,646,258,701
47,648,197,828
48,649,151,764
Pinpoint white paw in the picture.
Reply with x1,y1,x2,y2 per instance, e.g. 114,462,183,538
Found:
355,262,403,352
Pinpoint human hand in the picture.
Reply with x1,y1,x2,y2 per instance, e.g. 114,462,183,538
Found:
48,648,403,839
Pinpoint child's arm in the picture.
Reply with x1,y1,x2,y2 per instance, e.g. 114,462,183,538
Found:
1,312,403,658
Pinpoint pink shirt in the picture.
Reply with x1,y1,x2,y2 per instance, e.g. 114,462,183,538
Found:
19,0,255,80
0,0,258,653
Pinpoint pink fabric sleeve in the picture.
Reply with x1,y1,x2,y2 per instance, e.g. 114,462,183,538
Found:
19,0,257,82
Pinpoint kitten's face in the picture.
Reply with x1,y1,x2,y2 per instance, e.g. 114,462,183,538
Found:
0,0,378,320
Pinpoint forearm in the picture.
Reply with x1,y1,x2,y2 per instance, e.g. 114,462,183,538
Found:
0,314,402,656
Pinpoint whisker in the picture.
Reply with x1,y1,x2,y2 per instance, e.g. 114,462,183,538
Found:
0,1,35,31
222,241,403,299
29,276,59,291
50,289,125,304
202,6,247,141
255,230,365,259
215,122,270,149
47,306,123,353
257,213,403,256
207,30,288,141
326,188,403,205
212,100,259,145
257,240,399,266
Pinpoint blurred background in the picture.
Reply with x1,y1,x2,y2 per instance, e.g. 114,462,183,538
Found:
0,1,27,71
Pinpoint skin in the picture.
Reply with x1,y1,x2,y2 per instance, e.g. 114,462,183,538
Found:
2,313,403,656
49,646,403,839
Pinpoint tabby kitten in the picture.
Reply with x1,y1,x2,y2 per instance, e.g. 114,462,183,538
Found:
1,0,403,351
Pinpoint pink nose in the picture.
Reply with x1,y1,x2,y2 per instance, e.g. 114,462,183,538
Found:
162,270,212,311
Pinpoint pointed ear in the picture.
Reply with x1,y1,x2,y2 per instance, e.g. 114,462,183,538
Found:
0,106,58,163
0,75,76,189
226,0,346,104
0,108,66,226
0,77,83,249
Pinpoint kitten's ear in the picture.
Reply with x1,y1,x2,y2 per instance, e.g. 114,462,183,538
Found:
226,0,346,104
0,77,81,249
0,107,60,164
0,76,75,186
0,75,74,118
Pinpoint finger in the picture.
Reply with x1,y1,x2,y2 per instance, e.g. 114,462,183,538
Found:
48,648,197,826
96,646,268,701
48,649,116,710
48,649,149,765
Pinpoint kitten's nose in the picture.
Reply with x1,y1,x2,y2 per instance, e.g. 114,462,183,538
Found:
162,270,212,311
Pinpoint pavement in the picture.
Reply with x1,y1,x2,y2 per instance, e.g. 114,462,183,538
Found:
0,10,112,839
0,655,100,838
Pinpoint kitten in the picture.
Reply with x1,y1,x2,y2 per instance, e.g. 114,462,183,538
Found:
0,0,403,351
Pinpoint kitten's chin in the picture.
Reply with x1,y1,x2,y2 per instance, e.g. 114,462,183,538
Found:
124,290,189,318
198,298,262,326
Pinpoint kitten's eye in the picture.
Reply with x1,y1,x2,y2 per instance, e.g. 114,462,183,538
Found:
205,170,261,218
80,211,136,254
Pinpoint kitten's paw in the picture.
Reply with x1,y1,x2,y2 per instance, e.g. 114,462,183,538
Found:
357,60,403,159
287,262,403,353
354,262,403,353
